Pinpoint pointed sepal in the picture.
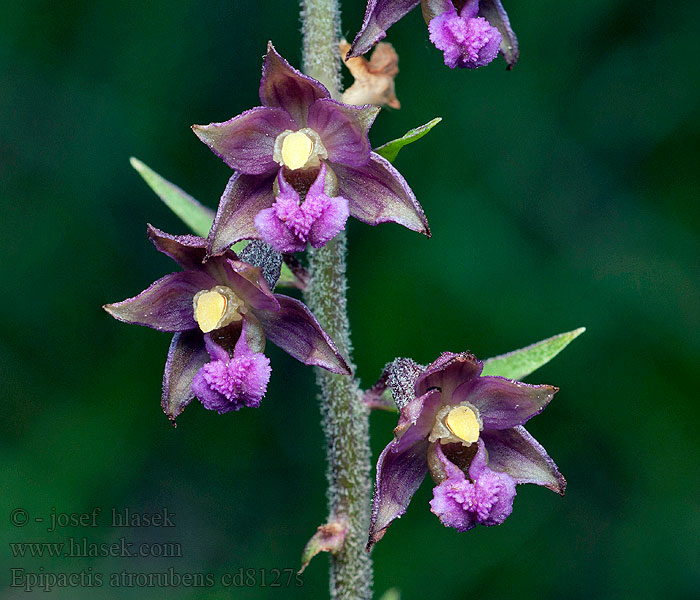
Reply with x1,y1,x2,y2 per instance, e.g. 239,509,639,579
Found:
478,0,519,69
348,0,421,58
162,330,208,424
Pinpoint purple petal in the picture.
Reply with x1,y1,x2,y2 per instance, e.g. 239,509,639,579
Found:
147,226,244,286
478,0,519,68
430,478,477,532
306,163,350,247
331,152,429,234
307,99,378,167
147,224,208,271
307,161,329,198
162,329,208,421
104,270,217,332
481,426,566,494
395,388,442,440
473,471,516,526
191,368,228,413
203,332,229,362
348,0,421,58
241,313,267,353
466,435,490,478
204,318,265,355
468,440,516,525
456,376,557,429
430,436,468,481
259,42,330,126
307,195,349,248
207,172,276,257
254,206,307,253
368,437,430,549
250,294,351,375
192,107,295,175
254,171,309,252
221,258,280,312
415,352,483,399
459,0,480,19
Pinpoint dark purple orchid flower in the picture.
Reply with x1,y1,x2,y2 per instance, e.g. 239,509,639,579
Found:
192,43,429,257
369,352,565,548
348,0,519,70
103,225,350,422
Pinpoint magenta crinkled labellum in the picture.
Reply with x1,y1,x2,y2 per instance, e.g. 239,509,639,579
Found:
429,441,516,530
254,164,350,253
428,3,502,69
191,323,272,413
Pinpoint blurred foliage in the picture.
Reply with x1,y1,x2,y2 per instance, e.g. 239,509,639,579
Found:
1,0,698,598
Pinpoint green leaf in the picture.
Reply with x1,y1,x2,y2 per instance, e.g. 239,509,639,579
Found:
374,117,442,163
130,157,214,238
482,327,586,380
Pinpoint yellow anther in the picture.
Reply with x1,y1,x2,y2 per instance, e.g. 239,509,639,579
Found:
445,406,480,444
193,286,245,333
280,131,314,170
194,290,228,333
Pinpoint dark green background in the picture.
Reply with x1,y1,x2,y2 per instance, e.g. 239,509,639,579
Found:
2,1,698,598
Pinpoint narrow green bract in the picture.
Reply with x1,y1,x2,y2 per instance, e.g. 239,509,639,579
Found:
130,157,214,238
374,117,442,162
482,327,586,380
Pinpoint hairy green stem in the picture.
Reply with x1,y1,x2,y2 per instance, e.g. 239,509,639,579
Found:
301,0,341,96
301,1,374,598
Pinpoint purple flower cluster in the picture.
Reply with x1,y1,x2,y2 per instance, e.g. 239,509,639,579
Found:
105,22,569,552
105,45,430,420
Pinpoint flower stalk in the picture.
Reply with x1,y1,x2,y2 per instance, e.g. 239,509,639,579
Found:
301,1,374,598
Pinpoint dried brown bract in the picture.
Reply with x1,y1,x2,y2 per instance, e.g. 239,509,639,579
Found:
340,39,401,109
